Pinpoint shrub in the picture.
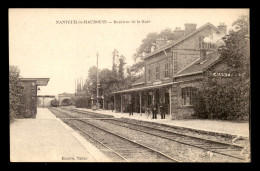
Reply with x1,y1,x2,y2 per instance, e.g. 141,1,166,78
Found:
193,78,249,121
9,65,24,122
75,98,91,108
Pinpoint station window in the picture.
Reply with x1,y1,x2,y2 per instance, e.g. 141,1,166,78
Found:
181,87,197,106
148,68,151,81
156,65,160,80
165,62,169,78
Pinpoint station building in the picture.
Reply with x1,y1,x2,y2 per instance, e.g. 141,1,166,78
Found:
18,78,49,118
110,22,230,119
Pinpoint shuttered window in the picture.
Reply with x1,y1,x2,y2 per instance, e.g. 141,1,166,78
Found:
165,62,169,78
156,65,160,80
148,68,151,81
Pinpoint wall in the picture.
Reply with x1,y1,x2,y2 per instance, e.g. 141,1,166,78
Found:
145,48,173,85
205,61,236,84
173,26,219,73
144,25,219,87
19,81,37,118
171,78,203,119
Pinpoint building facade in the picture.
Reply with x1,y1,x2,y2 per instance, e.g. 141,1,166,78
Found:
19,78,49,118
111,22,228,119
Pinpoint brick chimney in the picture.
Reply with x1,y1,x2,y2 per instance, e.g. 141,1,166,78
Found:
184,23,197,36
173,27,185,40
200,49,207,63
217,23,227,35
155,38,168,49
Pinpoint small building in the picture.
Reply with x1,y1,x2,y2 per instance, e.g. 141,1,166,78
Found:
110,22,230,119
19,78,49,118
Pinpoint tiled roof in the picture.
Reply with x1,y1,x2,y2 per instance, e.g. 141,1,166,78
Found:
174,52,221,77
142,23,220,60
131,76,145,86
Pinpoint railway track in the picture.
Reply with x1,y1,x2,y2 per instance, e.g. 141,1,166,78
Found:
49,107,247,162
49,107,179,162
101,119,246,161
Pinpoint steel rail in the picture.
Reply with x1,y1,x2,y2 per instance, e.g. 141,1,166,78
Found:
50,107,180,162
101,119,246,161
70,118,180,162
57,107,246,161
50,107,246,161
66,120,128,162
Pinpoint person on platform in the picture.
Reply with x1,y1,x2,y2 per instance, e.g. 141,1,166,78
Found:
129,101,133,116
92,104,97,111
111,102,114,113
152,102,157,119
160,101,166,119
146,106,152,119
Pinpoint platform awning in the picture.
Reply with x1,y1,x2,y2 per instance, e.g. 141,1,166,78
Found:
110,82,175,94
19,78,50,86
37,95,55,98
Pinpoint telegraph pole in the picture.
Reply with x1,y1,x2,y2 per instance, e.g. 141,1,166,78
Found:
96,52,99,110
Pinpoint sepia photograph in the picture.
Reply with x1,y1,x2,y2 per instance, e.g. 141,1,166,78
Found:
9,8,250,162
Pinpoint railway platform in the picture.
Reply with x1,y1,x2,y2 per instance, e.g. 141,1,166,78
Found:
10,108,112,162
70,106,250,139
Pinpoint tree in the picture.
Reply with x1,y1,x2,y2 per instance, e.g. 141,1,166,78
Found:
83,66,99,97
131,28,176,76
194,14,250,121
99,69,117,96
218,14,250,81
118,55,126,81
133,32,159,62
218,14,250,120
9,65,24,122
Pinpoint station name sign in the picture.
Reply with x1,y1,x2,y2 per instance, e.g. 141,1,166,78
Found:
212,72,240,77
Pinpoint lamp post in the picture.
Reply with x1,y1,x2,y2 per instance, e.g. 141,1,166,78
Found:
101,96,104,109
91,96,94,107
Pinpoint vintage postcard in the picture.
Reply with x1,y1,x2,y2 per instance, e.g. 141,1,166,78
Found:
9,8,250,162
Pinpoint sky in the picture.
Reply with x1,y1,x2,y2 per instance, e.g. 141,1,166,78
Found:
9,8,249,97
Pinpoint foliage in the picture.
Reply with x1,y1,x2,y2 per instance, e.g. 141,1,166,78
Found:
193,78,247,120
9,65,24,122
127,60,145,77
193,14,250,121
118,55,126,82
81,49,143,105
131,28,176,76
218,14,250,80
75,97,91,108
133,28,175,61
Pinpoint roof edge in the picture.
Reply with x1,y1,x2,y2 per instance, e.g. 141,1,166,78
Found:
142,22,220,60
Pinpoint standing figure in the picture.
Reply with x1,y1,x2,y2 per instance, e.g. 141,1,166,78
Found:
111,102,114,113
128,101,133,116
92,104,97,111
160,101,166,119
152,102,157,119
146,106,151,118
